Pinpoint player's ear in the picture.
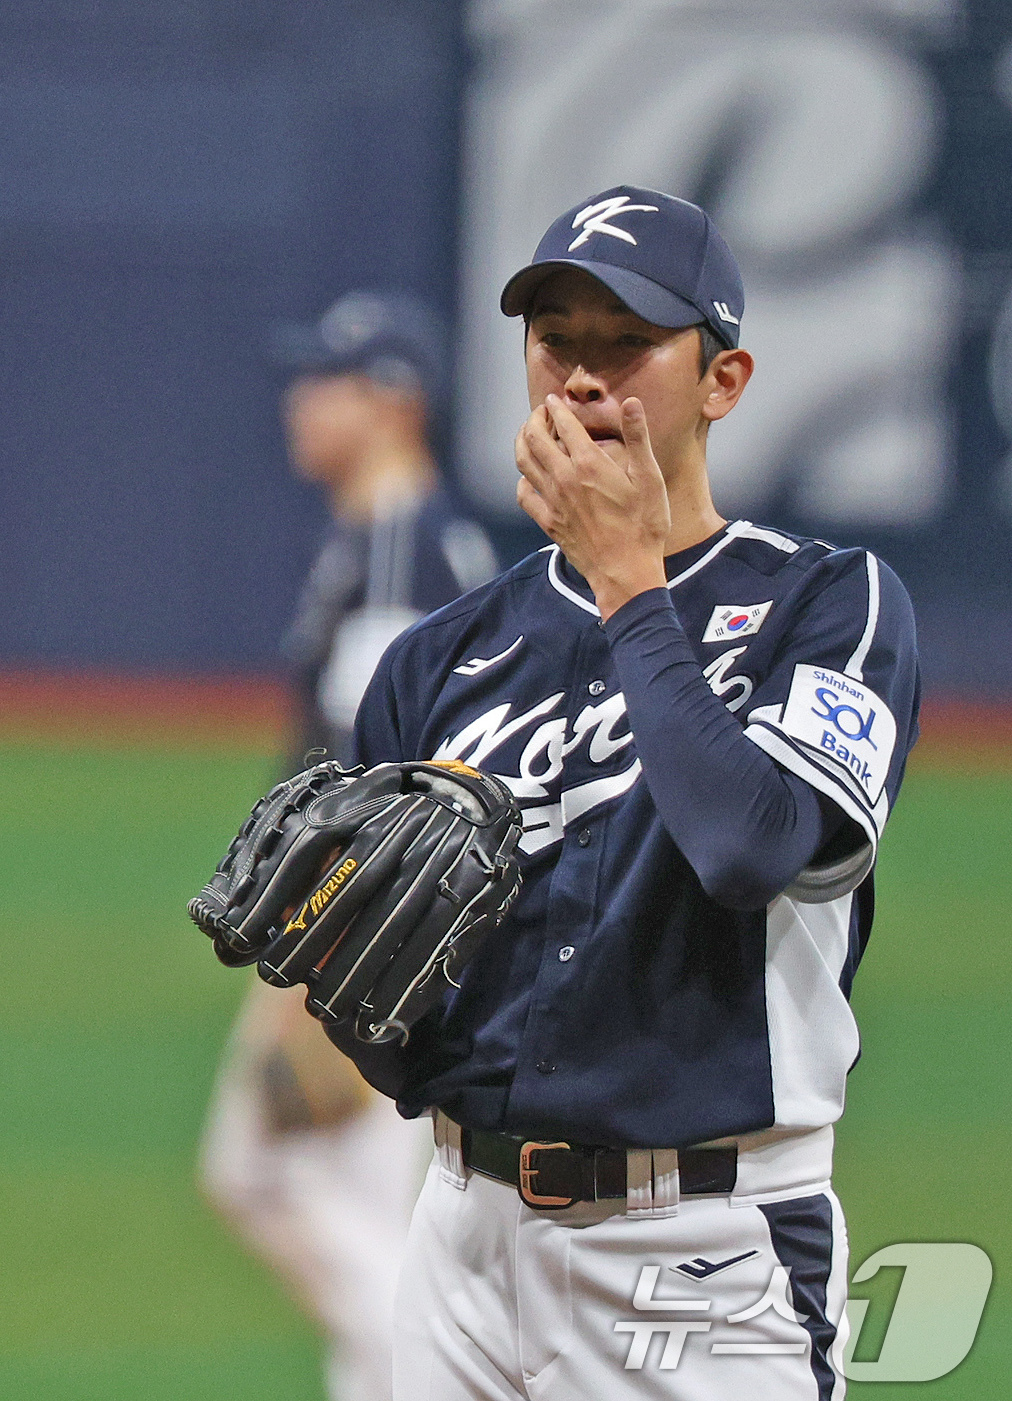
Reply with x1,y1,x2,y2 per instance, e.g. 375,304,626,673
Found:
701,348,754,424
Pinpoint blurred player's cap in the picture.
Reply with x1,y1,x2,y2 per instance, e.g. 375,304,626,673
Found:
500,185,744,349
271,290,446,408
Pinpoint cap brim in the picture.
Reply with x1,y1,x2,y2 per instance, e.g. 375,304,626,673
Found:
500,260,705,332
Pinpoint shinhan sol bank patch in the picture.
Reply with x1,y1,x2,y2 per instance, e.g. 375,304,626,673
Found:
779,664,896,804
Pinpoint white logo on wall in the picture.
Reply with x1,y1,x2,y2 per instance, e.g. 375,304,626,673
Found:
568,196,659,250
459,1,959,524
987,41,1012,513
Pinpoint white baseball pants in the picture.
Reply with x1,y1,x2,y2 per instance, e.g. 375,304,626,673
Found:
392,1127,849,1400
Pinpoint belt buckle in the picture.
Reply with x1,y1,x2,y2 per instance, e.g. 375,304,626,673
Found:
518,1140,575,1209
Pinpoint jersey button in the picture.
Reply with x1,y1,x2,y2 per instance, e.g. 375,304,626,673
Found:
588,679,606,696
577,828,592,847
559,945,575,962
536,1059,556,1075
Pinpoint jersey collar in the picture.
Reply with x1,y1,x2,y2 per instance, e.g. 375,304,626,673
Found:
546,520,752,618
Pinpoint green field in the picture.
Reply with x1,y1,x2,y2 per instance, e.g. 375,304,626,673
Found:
0,741,1007,1399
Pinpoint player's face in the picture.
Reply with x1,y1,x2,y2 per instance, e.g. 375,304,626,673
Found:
524,269,711,480
284,374,379,484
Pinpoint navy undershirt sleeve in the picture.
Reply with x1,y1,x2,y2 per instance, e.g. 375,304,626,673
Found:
605,587,850,910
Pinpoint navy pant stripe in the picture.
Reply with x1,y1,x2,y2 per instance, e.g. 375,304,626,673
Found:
759,1193,839,1400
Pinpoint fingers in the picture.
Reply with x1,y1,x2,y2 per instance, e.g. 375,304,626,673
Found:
544,394,594,461
619,398,650,462
516,474,555,537
528,404,570,464
620,397,662,486
516,393,638,539
515,404,568,495
514,428,551,506
620,397,648,450
515,403,588,542
544,395,639,485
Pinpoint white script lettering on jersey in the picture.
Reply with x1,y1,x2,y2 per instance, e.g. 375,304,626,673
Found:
780,664,896,804
433,672,747,854
568,196,659,251
432,691,638,853
701,647,753,712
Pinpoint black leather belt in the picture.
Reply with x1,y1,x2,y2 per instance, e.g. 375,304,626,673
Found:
462,1127,737,1210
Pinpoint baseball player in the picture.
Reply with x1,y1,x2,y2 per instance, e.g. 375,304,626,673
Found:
200,291,498,1401
275,290,499,770
320,188,920,1399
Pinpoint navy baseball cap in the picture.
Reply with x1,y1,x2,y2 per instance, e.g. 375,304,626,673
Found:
271,290,446,408
500,185,744,348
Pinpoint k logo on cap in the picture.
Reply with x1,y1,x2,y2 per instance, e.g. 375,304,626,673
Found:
568,196,660,251
501,183,745,349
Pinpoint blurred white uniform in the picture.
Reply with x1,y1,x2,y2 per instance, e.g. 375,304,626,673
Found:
201,482,497,1401
202,985,432,1401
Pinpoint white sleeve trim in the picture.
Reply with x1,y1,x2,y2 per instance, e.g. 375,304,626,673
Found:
735,523,800,554
744,722,878,902
844,553,880,681
786,723,892,816
746,722,881,839
783,842,875,905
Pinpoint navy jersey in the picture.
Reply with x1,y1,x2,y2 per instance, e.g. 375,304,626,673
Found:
281,487,498,768
348,519,919,1149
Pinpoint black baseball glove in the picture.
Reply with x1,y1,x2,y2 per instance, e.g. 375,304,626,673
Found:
188,759,523,1045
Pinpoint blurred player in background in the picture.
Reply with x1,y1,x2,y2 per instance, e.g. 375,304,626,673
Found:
200,290,499,1401
276,291,498,768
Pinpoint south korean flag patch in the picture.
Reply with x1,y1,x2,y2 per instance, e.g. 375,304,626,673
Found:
702,601,773,644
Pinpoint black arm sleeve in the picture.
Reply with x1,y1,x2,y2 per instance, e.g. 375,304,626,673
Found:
605,588,852,910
